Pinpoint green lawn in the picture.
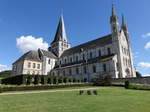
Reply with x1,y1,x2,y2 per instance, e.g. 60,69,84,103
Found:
0,87,150,112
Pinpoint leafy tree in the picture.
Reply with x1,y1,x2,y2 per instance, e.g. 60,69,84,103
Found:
0,70,12,78
136,71,142,78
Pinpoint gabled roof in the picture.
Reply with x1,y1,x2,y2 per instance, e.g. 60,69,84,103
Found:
40,49,57,59
13,50,57,64
61,34,112,57
13,51,42,64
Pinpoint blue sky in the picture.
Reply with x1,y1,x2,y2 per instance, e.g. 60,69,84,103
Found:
0,0,150,75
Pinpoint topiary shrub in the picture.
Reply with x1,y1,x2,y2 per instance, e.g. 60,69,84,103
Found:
53,78,57,84
124,81,130,89
47,78,51,84
84,78,87,83
26,76,31,85
34,75,40,85
87,90,92,95
93,90,98,95
63,78,66,83
69,78,73,83
79,90,84,95
0,87,2,93
41,76,46,84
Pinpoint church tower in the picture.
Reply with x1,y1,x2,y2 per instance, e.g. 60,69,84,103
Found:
110,4,123,78
121,14,129,40
49,15,70,57
110,5,136,78
110,4,120,41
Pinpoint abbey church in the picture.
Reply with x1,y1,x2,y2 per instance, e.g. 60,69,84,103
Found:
12,5,136,81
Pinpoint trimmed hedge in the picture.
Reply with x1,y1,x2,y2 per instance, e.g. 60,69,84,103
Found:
124,81,150,90
0,86,2,93
1,74,87,85
127,84,150,91
0,83,91,93
124,81,130,89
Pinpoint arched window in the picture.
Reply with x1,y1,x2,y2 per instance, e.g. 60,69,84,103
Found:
70,57,72,63
90,52,92,59
33,63,36,68
82,54,85,60
65,59,67,64
28,62,31,68
76,56,78,62
103,64,106,72
48,59,51,64
76,67,79,74
107,48,111,55
37,64,40,69
98,49,101,57
128,60,131,66
126,59,128,66
122,46,124,53
69,69,72,75
116,63,119,70
83,66,87,74
93,65,96,73
63,70,65,76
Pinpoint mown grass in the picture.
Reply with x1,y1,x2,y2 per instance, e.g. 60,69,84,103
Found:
0,87,150,112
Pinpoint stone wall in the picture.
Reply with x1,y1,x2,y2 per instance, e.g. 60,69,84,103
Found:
112,76,150,85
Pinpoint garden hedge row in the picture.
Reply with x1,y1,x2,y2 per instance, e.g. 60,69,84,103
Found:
1,74,87,85
0,83,91,93
124,81,150,91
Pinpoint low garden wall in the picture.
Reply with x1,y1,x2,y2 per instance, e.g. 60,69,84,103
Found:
112,76,150,85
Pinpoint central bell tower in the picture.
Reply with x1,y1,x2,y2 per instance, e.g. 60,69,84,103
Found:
49,15,70,57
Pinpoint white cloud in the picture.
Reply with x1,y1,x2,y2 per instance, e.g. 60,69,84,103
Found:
17,35,49,53
137,62,150,68
0,64,10,72
142,33,150,38
145,41,150,49
142,74,150,76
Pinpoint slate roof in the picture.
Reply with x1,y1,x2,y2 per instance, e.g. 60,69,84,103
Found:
13,51,42,64
40,49,57,59
51,15,68,44
13,50,57,64
60,34,112,57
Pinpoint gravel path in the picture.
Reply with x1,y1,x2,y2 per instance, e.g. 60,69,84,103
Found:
0,87,99,96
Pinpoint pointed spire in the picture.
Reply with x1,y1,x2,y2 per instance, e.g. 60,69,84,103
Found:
121,14,128,31
110,4,118,24
122,14,126,26
112,4,116,16
51,14,68,44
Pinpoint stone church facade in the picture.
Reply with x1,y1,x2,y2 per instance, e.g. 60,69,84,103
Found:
12,5,136,81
